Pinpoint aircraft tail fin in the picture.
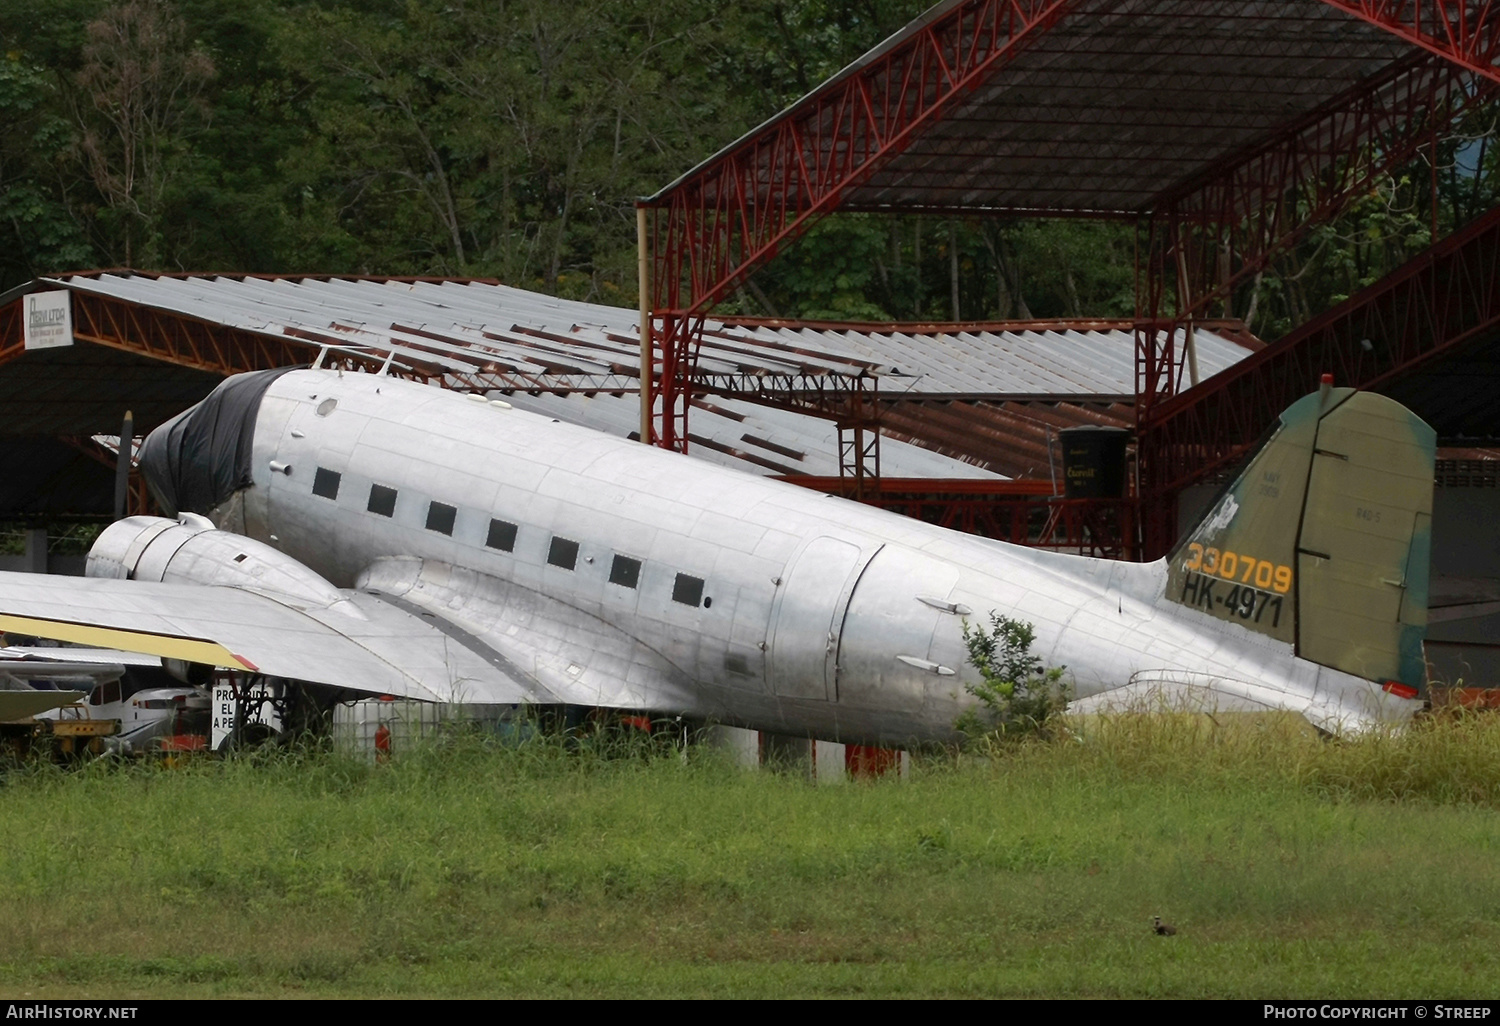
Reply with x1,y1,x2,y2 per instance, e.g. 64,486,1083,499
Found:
1166,385,1435,691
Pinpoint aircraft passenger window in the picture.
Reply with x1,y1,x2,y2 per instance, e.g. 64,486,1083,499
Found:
426,501,457,536
313,468,341,500
486,519,518,552
548,537,579,570
368,484,397,518
609,555,641,589
672,573,705,607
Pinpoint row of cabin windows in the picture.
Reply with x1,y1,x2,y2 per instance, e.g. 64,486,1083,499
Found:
311,466,707,607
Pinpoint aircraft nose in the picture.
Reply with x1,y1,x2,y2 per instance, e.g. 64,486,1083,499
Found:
137,411,190,516
138,368,295,516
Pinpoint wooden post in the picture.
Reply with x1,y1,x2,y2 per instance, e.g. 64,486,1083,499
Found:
637,206,653,445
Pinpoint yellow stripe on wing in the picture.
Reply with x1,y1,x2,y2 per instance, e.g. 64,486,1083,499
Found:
0,614,257,671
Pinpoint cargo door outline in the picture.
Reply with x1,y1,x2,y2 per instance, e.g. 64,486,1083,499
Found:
766,537,881,701
833,544,963,708
265,397,349,557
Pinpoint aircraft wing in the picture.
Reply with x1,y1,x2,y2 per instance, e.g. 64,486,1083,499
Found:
0,571,558,705
1,645,163,668
1067,667,1415,735
357,557,703,715
0,649,127,722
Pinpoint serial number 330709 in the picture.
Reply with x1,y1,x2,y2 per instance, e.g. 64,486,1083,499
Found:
1182,543,1292,594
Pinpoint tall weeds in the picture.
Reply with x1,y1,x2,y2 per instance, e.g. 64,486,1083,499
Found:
5,712,1500,996
972,709,1500,806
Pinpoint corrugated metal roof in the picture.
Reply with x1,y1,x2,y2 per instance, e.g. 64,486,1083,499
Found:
704,322,1249,397
51,273,1253,398
24,271,1263,483
500,391,1003,480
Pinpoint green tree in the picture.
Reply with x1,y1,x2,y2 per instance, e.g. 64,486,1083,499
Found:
0,55,93,287
75,0,216,268
275,0,773,297
956,612,1068,747
1,0,1494,336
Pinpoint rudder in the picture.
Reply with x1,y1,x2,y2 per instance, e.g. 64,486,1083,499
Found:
1166,386,1435,690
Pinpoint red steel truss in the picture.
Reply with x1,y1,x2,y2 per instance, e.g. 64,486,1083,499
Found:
1134,51,1495,421
0,300,21,367
63,292,399,379
1143,201,1500,530
642,0,1077,451
1318,1,1500,81
644,1,1499,454
60,436,156,518
1132,49,1500,556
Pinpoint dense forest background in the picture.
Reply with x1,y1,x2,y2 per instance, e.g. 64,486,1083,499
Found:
2,0,1498,337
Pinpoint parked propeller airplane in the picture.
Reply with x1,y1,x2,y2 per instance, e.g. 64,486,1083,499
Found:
0,368,1433,740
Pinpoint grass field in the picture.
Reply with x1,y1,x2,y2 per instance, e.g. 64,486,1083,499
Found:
3,712,1500,998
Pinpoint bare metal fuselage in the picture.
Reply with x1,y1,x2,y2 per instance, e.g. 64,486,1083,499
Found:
171,369,1411,742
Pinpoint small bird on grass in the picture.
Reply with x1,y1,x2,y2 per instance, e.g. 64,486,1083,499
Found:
1153,915,1177,936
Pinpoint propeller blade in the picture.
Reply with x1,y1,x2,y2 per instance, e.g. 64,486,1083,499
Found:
113,410,133,521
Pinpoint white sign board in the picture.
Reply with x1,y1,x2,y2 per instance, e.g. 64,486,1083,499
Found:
22,290,73,350
211,679,282,750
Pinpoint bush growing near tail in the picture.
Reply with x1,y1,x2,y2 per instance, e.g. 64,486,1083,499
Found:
956,613,1068,747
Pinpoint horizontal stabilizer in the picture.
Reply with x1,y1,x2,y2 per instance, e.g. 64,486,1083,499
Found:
1068,667,1419,735
1067,670,1302,717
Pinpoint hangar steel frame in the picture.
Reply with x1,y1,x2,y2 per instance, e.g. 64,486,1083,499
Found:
1145,201,1500,490
640,0,1500,559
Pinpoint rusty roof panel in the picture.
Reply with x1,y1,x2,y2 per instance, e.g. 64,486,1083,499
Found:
710,322,1249,396
498,390,1003,481
881,399,1134,480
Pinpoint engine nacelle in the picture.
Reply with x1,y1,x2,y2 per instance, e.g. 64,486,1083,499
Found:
88,515,362,617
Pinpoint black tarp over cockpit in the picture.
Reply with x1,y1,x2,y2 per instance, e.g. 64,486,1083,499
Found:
138,368,296,516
